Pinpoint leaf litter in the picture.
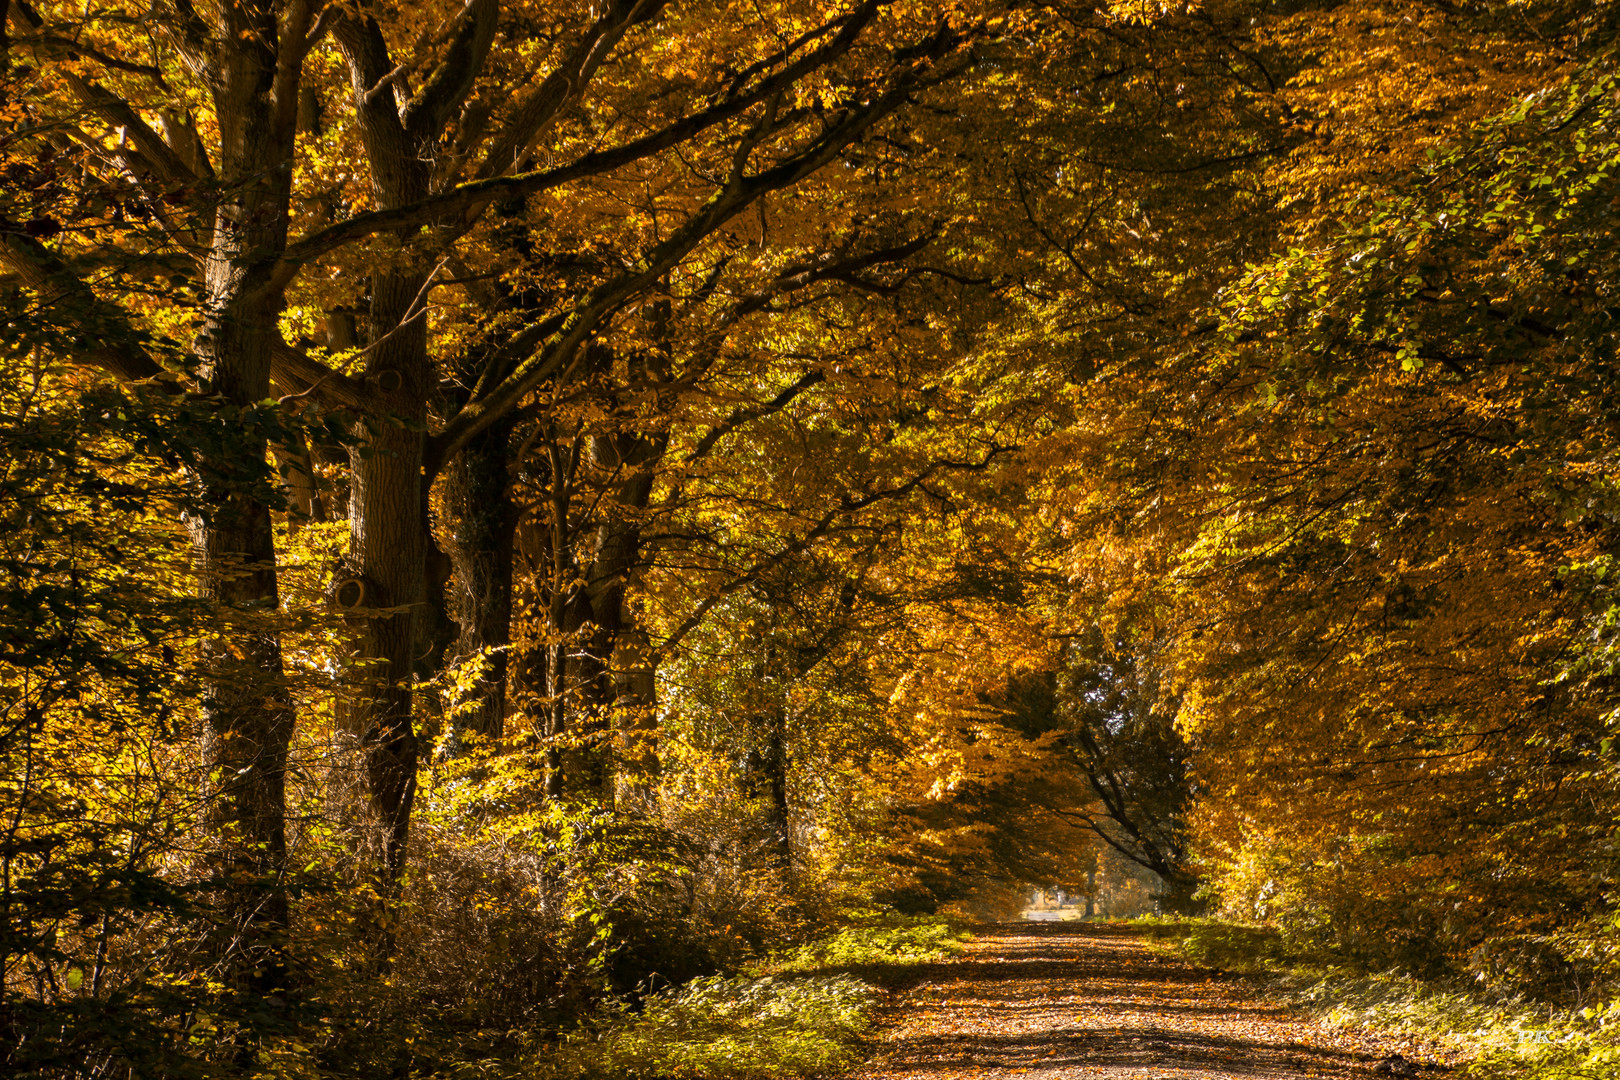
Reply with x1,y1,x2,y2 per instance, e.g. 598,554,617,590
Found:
847,923,1457,1080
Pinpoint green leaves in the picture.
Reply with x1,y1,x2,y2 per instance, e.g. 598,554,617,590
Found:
543,970,878,1080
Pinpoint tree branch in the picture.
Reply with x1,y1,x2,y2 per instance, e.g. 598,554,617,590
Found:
686,370,826,464
653,441,1010,659
402,0,498,146
424,47,967,475
475,0,669,178
274,0,893,282
0,223,165,383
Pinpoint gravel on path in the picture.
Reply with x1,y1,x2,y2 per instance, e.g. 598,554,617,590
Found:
850,922,1459,1080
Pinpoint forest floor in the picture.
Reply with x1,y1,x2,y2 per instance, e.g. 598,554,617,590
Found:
847,922,1461,1080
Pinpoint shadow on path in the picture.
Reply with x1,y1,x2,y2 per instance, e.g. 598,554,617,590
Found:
849,922,1454,1080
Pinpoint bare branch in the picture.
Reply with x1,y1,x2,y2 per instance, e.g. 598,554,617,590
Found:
652,442,1010,660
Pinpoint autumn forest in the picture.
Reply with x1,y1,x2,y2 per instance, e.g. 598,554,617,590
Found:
2,0,1617,1075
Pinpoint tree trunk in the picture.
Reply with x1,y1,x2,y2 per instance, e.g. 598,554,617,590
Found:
758,708,791,872
572,427,667,799
188,0,305,988
1153,871,1205,916
190,481,294,988
414,517,459,750
611,626,659,807
442,418,517,747
271,432,324,530
333,7,459,878
344,274,427,877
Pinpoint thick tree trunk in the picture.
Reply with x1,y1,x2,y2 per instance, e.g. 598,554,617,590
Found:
345,270,428,877
188,0,305,988
190,478,294,986
442,419,517,747
570,428,667,799
611,626,659,806
333,4,480,877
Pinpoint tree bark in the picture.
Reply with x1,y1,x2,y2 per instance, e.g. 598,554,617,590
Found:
750,707,792,872
611,626,659,806
186,0,309,988
270,432,324,530
345,373,425,878
332,7,442,877
329,0,503,873
442,418,517,746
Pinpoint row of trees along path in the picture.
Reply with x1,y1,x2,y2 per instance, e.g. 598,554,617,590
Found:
849,924,1458,1080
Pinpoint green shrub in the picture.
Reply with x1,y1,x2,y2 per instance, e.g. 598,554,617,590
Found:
542,974,875,1080
521,913,967,1080
768,915,971,972
1136,917,1316,974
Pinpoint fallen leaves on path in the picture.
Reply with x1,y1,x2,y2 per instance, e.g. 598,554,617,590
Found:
849,923,1457,1080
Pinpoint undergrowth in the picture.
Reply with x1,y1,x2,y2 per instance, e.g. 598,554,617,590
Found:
540,975,875,1080
530,914,971,1080
764,913,971,974
1139,918,1620,1080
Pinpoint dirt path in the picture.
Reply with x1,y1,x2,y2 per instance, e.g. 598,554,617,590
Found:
851,923,1457,1080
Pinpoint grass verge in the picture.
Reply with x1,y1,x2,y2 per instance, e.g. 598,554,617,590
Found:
1138,918,1620,1080
534,915,971,1080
